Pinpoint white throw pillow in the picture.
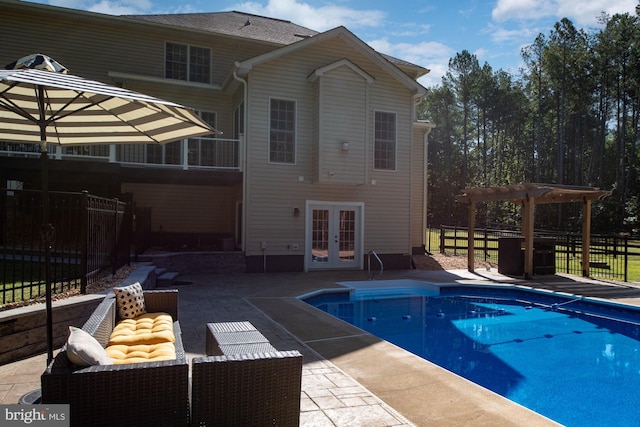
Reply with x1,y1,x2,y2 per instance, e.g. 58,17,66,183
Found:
114,282,147,319
66,326,112,366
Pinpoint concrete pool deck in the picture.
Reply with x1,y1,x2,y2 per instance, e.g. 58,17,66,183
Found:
3,267,640,426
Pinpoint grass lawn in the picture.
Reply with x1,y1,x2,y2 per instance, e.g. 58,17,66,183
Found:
0,260,81,305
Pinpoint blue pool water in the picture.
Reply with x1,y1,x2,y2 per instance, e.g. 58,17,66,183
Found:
304,284,640,426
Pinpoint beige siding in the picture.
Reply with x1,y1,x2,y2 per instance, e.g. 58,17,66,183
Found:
315,65,367,185
244,36,415,257
1,3,426,265
122,183,241,234
1,4,268,137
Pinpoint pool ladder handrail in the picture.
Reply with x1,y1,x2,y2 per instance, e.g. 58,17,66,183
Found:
368,250,383,280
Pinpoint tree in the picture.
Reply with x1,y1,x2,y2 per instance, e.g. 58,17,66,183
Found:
421,12,640,233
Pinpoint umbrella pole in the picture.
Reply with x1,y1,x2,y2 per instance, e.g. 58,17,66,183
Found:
40,141,54,365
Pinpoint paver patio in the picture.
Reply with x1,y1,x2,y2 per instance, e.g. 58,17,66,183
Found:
3,267,640,426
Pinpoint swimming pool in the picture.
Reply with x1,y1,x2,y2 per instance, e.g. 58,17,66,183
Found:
303,281,640,426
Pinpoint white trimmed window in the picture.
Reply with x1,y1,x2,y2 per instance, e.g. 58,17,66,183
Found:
269,98,296,164
374,111,396,170
165,42,211,84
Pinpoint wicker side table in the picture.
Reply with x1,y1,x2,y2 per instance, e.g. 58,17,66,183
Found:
206,321,276,356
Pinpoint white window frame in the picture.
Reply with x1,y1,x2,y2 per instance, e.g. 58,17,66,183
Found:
165,41,212,84
268,97,297,165
373,110,397,171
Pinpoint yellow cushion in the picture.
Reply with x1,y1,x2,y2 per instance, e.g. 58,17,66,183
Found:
105,342,176,364
108,312,175,346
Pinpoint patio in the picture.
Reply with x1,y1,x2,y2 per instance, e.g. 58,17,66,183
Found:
3,268,640,426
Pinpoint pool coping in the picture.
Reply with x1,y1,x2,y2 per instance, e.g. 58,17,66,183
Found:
249,277,564,426
277,274,640,426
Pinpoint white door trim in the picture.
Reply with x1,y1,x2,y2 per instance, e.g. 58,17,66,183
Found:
304,200,364,272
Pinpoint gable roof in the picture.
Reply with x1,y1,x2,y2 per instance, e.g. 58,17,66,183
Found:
124,11,429,79
124,11,318,46
308,59,375,84
235,26,427,96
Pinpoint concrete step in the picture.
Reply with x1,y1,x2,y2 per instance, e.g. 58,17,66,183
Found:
157,271,179,287
133,261,154,267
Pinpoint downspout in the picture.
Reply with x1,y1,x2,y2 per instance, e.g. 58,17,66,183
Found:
413,117,435,254
423,126,433,253
233,66,248,252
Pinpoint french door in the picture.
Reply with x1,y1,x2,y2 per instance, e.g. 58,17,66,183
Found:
306,202,363,270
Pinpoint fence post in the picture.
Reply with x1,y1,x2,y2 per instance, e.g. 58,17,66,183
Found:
454,226,458,256
124,201,133,266
483,228,488,261
439,226,445,254
80,191,89,294
112,198,119,275
624,236,628,283
565,233,570,274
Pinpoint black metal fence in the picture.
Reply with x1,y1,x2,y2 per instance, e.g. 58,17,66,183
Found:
0,188,137,305
428,226,636,282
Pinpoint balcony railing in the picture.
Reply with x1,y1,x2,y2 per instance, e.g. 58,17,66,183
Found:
0,136,242,171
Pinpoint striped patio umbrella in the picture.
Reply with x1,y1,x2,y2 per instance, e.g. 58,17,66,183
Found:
0,54,216,363
0,54,214,145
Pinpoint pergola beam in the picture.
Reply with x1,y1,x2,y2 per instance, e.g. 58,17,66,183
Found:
455,183,611,279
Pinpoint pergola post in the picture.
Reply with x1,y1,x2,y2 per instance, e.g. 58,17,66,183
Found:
522,196,535,279
467,200,475,272
455,183,610,280
582,198,592,277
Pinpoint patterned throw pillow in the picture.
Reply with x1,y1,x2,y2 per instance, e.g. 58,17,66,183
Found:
114,282,147,319
66,326,112,366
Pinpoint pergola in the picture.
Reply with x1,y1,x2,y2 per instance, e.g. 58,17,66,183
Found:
455,183,611,279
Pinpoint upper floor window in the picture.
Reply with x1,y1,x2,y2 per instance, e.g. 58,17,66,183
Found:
269,98,296,164
374,111,396,170
165,42,211,84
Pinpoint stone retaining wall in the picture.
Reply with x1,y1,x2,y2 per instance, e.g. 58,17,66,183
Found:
0,266,156,366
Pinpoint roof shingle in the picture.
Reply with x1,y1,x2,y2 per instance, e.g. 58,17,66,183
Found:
124,11,318,45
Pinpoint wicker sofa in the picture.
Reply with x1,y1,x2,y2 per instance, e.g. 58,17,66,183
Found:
41,290,189,427
191,321,303,426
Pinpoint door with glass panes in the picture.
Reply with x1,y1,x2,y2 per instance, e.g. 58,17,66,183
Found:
307,203,362,270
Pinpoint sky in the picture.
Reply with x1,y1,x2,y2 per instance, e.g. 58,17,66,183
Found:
26,0,639,87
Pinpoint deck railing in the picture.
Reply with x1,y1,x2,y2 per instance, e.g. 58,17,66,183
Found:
0,136,241,170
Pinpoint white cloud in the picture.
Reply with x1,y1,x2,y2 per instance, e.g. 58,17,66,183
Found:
230,0,385,31
368,37,454,87
44,0,202,14
556,0,637,25
46,0,152,14
88,0,152,15
486,23,539,44
492,0,636,25
492,0,556,21
474,48,488,60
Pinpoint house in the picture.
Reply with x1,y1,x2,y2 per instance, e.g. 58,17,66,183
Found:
0,0,434,272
